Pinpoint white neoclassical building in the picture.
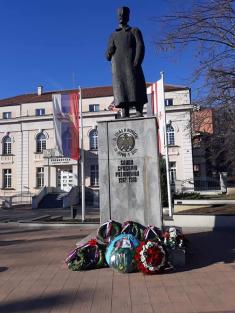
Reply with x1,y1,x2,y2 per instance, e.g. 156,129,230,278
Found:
0,84,193,206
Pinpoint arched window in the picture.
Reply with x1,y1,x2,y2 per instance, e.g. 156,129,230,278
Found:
36,132,46,153
3,135,12,155
89,129,98,150
166,125,175,145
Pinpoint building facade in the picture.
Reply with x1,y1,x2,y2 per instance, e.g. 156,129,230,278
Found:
0,84,193,204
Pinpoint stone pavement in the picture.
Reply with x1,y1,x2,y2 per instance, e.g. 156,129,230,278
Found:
0,225,235,313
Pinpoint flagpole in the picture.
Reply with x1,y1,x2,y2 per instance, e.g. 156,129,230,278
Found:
79,86,85,222
161,71,173,218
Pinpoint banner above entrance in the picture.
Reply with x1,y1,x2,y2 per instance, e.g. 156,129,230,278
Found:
44,156,77,166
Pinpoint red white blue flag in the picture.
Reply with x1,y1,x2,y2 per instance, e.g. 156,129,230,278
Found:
52,93,79,160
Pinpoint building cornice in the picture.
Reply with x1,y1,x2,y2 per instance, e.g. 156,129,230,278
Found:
165,104,193,112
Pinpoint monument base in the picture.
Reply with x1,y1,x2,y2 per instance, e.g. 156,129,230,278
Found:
98,117,162,229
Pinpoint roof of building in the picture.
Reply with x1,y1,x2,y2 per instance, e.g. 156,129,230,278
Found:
192,109,214,134
0,84,189,107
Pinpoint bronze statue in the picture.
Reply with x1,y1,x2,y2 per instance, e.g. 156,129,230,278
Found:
106,7,148,118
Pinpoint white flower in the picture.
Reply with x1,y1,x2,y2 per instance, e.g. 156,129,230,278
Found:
141,256,145,263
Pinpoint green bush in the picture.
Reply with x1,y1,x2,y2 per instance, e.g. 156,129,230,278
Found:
174,192,203,200
159,156,168,207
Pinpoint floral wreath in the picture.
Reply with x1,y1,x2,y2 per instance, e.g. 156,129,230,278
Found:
66,239,106,271
162,227,185,249
144,225,162,243
121,221,146,240
97,220,122,245
106,234,140,273
134,241,166,274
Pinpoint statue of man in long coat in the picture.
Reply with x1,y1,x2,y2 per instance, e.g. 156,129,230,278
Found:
106,7,148,118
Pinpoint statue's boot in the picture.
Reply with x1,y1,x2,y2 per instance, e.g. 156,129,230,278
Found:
135,104,143,117
122,107,130,118
136,111,143,117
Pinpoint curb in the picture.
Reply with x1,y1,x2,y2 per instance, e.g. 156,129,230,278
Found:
0,221,99,228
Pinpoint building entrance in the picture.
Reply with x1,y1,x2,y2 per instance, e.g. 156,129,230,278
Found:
57,168,73,192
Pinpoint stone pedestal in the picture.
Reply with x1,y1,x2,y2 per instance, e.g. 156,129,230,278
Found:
98,117,162,229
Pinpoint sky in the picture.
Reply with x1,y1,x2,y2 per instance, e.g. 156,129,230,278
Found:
0,0,196,99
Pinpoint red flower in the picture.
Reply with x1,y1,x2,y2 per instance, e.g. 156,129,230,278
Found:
162,231,170,239
134,241,166,274
88,239,97,246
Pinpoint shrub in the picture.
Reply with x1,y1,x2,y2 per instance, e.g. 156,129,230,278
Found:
174,192,203,200
159,156,168,207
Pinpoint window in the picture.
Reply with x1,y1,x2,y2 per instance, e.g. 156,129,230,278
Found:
36,167,44,188
90,165,99,186
89,104,100,112
165,99,173,106
166,125,175,145
3,112,12,119
170,162,176,184
193,137,201,148
2,135,12,155
89,129,98,150
193,165,200,177
194,164,200,172
36,132,46,153
3,169,12,188
35,108,45,116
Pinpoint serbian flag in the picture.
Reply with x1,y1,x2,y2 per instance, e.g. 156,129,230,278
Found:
52,93,79,160
147,76,165,154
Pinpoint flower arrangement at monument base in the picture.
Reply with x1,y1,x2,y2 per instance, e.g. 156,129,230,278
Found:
134,241,166,274
121,221,146,241
65,221,187,273
144,225,162,243
97,220,122,246
162,227,186,267
66,239,106,271
162,227,185,250
105,234,140,273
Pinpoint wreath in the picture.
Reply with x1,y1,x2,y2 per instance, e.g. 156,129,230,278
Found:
97,220,122,245
106,234,140,273
67,250,86,271
121,221,146,241
162,227,185,249
144,225,162,243
134,241,166,274
66,239,106,271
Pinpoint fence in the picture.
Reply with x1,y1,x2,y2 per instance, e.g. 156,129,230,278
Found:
173,176,221,193
194,176,221,191
0,192,33,208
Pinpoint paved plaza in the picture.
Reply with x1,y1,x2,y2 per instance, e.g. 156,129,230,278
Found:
1,224,235,313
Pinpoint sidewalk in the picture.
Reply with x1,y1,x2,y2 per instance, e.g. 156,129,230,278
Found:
0,224,235,312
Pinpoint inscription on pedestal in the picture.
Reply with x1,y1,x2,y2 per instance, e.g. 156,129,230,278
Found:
115,159,139,184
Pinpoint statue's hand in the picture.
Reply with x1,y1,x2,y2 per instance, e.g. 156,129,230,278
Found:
133,60,139,67
106,46,116,61
109,46,116,56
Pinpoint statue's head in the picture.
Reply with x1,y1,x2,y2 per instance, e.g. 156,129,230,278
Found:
117,6,130,25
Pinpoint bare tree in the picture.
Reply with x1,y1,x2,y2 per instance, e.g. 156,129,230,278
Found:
155,0,235,107
155,0,235,173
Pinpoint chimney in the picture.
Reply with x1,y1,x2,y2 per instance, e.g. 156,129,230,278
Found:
37,85,43,96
